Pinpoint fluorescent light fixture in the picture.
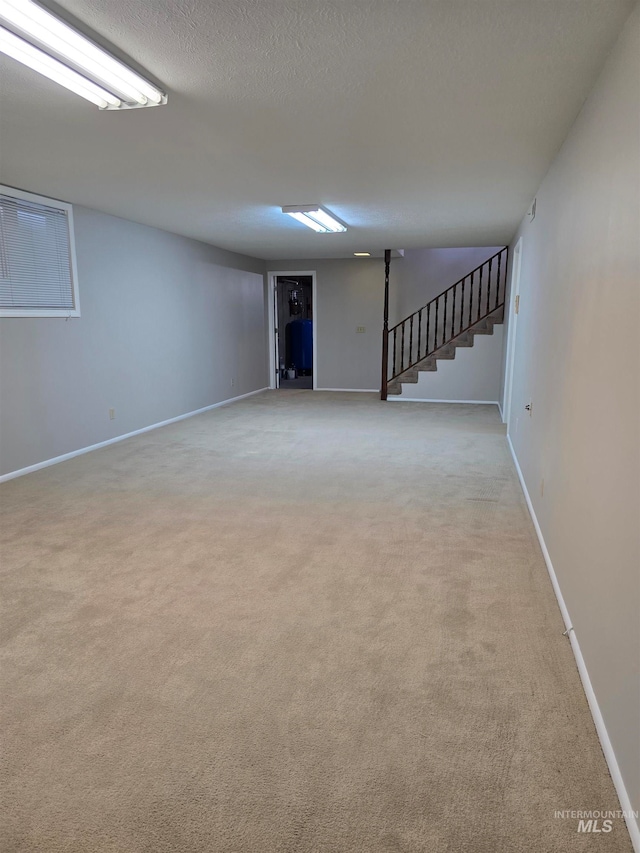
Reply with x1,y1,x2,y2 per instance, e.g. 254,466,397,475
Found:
286,211,327,233
282,205,347,233
354,252,370,257
0,0,166,109
307,208,347,233
0,27,120,107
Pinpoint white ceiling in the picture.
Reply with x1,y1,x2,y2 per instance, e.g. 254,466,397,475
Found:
0,0,634,259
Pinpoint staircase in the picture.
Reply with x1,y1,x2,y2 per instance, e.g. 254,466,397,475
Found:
381,248,508,399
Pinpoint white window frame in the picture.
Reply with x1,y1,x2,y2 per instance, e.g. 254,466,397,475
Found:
0,185,81,318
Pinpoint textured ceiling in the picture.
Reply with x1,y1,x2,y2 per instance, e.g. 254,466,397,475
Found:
0,0,634,259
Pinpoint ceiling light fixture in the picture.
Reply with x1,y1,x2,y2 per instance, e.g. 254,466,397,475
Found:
0,0,166,109
354,252,370,257
0,27,119,107
282,205,347,233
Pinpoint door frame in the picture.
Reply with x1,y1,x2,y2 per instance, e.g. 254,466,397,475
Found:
502,237,523,429
267,270,317,390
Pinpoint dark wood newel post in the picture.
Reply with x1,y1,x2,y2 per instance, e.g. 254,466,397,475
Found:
381,249,391,400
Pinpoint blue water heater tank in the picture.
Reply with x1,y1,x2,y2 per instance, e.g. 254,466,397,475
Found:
288,319,313,371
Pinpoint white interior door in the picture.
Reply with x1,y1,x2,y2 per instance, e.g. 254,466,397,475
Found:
503,237,522,428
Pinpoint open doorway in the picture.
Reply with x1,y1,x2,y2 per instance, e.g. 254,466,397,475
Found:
268,271,316,390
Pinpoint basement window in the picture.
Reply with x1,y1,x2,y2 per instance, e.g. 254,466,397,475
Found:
0,186,80,318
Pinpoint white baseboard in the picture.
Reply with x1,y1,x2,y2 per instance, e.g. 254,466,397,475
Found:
314,388,379,393
497,400,504,421
507,435,639,853
0,388,268,484
389,397,499,405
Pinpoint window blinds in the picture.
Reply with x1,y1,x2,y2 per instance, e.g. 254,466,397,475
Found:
0,192,75,311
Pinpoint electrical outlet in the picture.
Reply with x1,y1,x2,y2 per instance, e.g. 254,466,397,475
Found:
525,400,533,417
109,408,115,420
356,326,366,333
230,378,235,388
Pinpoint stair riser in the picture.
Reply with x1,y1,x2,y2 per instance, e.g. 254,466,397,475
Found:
390,307,504,391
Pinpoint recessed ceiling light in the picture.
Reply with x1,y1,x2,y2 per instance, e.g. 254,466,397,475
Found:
0,0,166,109
354,252,370,257
282,205,347,233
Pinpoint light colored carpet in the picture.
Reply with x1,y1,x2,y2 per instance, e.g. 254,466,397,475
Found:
0,391,631,852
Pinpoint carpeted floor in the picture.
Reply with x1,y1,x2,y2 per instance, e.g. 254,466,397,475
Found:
0,392,631,852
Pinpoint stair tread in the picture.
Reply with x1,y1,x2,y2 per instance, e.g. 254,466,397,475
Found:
389,304,505,394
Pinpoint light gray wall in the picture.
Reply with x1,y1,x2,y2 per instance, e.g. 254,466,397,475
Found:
503,5,639,824
270,250,508,394
0,205,267,476
392,247,506,402
396,326,504,402
268,258,399,391
397,247,503,319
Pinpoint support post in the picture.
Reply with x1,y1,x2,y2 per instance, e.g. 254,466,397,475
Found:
381,249,391,401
